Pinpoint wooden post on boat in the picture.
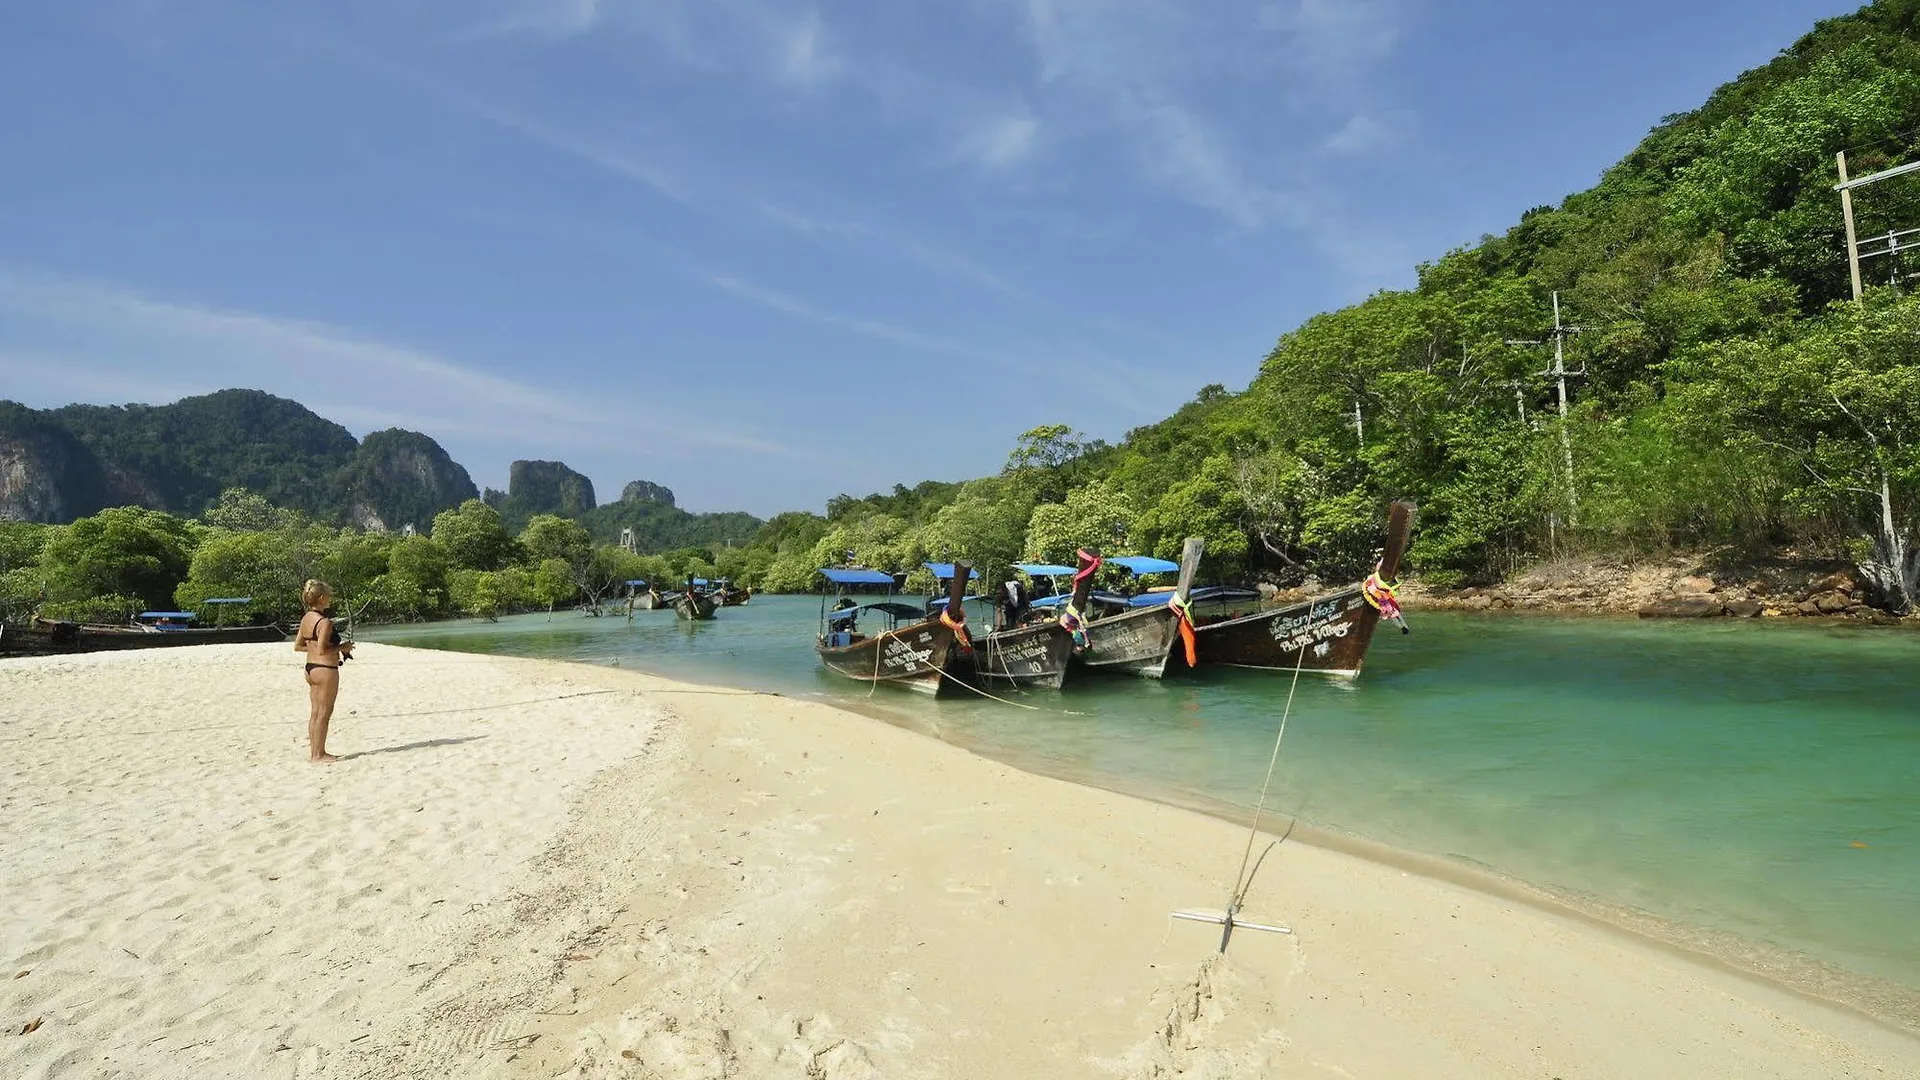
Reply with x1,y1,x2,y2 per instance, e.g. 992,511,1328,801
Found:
1380,501,1416,584
1069,548,1099,610
1174,537,1204,603
946,560,973,641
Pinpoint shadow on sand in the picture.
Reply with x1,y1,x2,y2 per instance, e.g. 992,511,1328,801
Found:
340,735,487,760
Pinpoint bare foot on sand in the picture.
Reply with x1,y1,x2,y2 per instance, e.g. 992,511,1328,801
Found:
310,754,339,765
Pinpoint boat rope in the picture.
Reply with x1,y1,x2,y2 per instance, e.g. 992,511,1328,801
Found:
1226,636,1308,914
927,661,1091,715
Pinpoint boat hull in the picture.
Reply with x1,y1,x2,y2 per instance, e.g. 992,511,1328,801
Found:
672,594,718,621
631,591,662,611
973,622,1074,690
1184,587,1382,676
1074,605,1179,678
3,621,286,656
816,619,962,695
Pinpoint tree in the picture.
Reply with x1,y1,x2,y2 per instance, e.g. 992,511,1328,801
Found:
531,558,576,615
431,499,515,571
520,514,593,567
385,534,451,612
174,529,310,620
201,487,294,531
38,507,199,609
1022,480,1138,564
1667,293,1920,610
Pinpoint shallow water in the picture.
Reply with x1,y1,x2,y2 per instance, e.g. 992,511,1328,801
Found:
366,598,1920,995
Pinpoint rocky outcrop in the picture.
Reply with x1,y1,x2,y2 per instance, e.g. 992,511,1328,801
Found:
0,402,115,523
1402,555,1906,622
335,429,479,533
620,480,676,508
506,460,596,518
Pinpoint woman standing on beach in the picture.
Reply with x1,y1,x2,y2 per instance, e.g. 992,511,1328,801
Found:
295,580,353,763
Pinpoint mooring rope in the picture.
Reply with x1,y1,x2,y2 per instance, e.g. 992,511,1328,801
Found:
1225,638,1309,912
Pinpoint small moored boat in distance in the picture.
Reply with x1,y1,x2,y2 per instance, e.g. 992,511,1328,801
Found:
2,599,284,656
1177,501,1415,678
710,578,750,606
672,579,718,621
625,579,663,610
815,564,973,695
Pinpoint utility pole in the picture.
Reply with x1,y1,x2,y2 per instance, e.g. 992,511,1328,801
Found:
1835,151,1920,300
1507,291,1588,527
1839,152,1864,301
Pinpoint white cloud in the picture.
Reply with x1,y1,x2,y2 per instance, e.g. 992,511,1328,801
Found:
1257,0,1401,82
0,268,802,462
780,9,841,86
702,272,977,359
472,0,604,40
1324,110,1410,156
957,113,1040,171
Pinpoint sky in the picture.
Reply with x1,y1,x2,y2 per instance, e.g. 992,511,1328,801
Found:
0,0,1865,516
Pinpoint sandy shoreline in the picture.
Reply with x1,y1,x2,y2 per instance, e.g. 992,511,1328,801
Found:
3,644,1916,1078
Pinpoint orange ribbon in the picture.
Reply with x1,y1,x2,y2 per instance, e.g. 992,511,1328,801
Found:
939,607,971,649
1167,592,1198,666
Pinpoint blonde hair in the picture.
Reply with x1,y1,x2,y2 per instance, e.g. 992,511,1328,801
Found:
302,580,332,611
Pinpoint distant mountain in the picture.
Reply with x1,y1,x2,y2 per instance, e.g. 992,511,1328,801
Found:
336,429,480,532
577,478,761,552
0,390,473,527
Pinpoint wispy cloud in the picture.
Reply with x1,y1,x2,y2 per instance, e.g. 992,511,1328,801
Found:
957,113,1040,171
702,272,977,359
780,9,840,86
0,267,804,462
1257,0,1401,81
344,50,692,205
1018,0,1291,229
1324,110,1411,156
471,0,604,41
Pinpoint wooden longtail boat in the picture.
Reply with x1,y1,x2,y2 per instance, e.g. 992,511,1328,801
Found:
972,619,1075,689
1072,537,1207,679
2,614,284,656
815,564,973,695
1180,501,1416,677
956,561,1075,690
672,588,718,621
710,579,750,606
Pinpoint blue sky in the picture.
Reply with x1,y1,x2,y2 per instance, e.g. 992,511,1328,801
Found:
0,0,1861,515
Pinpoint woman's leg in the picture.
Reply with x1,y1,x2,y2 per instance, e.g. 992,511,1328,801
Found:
307,667,340,763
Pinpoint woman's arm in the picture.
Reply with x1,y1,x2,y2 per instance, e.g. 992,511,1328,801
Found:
294,612,311,651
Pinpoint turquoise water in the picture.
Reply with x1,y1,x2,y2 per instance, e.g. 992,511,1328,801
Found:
366,598,1920,998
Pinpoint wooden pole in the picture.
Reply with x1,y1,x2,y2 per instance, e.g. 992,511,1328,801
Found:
946,560,972,613
1840,151,1864,301
1378,501,1417,582
1069,549,1099,610
1173,537,1204,604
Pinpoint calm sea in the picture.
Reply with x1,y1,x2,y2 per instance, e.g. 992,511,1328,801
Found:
365,597,1920,1004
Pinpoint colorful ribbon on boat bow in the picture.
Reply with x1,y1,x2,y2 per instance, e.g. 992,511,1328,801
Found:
1167,591,1198,666
1059,601,1089,652
938,605,972,650
1362,562,1409,634
1058,548,1103,653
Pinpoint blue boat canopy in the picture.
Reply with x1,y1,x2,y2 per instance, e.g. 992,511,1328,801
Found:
923,562,980,580
692,578,709,586
819,567,896,585
624,579,648,586
138,611,197,620
1108,555,1180,575
1012,563,1077,577
202,597,251,604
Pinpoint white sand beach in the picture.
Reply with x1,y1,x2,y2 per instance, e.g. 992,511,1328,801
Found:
2,643,1915,1079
